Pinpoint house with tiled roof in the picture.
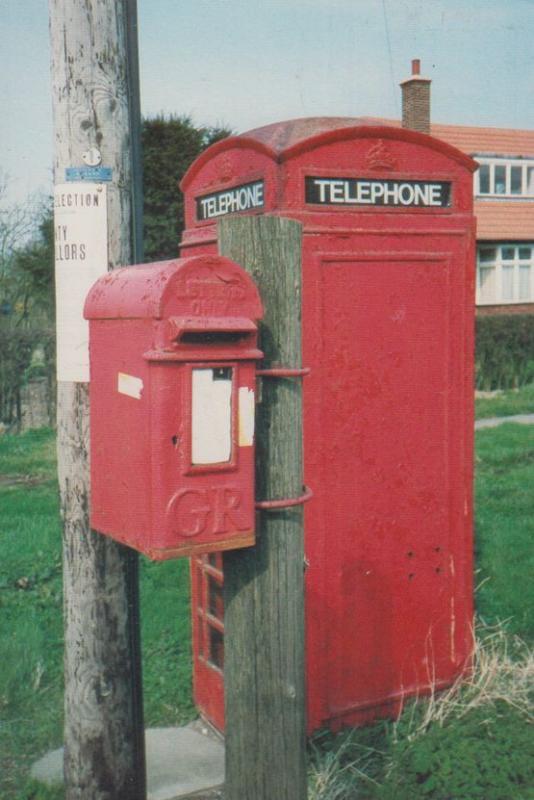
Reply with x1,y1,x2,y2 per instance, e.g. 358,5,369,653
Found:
431,122,534,313
401,61,534,314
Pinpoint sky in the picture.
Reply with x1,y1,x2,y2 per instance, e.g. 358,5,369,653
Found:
1,0,534,208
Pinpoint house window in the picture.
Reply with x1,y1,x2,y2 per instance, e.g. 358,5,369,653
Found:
476,244,533,304
475,158,534,198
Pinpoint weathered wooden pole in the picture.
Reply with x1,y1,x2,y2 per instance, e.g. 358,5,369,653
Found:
219,216,308,800
48,1,145,797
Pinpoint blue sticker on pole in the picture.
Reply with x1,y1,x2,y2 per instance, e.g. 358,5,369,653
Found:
66,166,113,182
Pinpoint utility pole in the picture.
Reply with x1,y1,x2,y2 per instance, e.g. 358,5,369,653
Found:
220,216,308,800
48,2,145,798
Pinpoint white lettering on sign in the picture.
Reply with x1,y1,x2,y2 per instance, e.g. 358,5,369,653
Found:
196,180,264,220
305,177,451,208
53,183,108,383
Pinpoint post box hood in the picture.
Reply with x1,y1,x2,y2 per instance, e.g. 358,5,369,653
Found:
84,254,263,321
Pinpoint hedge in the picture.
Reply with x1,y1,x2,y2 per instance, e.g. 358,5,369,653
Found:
0,327,55,428
475,313,534,390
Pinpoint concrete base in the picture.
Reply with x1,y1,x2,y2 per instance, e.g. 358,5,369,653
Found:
31,721,225,800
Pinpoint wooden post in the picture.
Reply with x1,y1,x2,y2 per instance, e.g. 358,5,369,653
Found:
48,2,146,798
219,216,308,800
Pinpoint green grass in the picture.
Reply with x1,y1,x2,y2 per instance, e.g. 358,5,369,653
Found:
475,424,534,640
140,556,195,726
1,421,533,799
0,428,194,800
0,430,63,800
475,382,534,420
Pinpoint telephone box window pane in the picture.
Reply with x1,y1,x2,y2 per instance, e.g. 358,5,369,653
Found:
209,626,224,669
501,246,515,261
502,266,514,301
519,266,531,300
479,266,496,303
510,166,522,195
494,165,506,194
478,164,490,194
192,368,233,465
208,576,224,619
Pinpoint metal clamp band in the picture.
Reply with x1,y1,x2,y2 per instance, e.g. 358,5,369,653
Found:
256,367,310,378
256,486,313,511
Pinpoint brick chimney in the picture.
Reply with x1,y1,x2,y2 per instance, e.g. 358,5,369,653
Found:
400,59,431,135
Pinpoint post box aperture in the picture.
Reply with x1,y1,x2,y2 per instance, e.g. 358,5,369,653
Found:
180,118,477,733
84,255,263,560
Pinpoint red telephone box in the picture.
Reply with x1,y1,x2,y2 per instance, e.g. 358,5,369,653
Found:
84,254,263,560
180,118,477,732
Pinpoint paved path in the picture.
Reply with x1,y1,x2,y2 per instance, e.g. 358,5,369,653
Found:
475,413,534,430
31,722,225,800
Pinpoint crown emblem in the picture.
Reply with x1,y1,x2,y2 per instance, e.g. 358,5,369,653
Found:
217,156,234,183
365,140,397,171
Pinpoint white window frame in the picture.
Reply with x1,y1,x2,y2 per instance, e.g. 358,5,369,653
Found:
476,243,534,305
474,157,534,198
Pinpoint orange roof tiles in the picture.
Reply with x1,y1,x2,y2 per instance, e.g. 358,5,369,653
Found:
431,123,534,159
474,201,534,241
371,118,534,158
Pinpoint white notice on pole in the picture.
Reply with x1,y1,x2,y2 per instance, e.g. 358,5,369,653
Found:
53,183,108,382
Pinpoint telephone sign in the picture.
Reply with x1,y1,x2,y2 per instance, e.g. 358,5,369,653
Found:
304,176,451,207
196,180,265,220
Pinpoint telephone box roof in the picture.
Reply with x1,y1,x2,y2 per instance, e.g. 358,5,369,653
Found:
181,116,476,191
241,116,396,153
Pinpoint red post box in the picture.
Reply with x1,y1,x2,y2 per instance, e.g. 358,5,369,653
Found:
84,254,263,560
180,118,477,733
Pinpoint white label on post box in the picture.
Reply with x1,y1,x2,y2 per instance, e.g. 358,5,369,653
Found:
53,183,108,383
238,387,255,446
117,372,143,400
192,368,233,465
